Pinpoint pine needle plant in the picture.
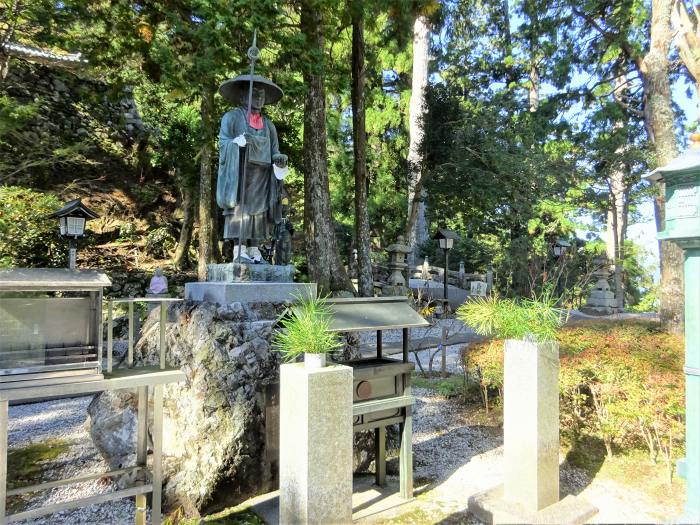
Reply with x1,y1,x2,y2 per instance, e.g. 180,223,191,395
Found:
456,294,567,342
272,293,343,361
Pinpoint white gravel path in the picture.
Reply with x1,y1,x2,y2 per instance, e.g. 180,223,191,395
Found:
7,396,146,525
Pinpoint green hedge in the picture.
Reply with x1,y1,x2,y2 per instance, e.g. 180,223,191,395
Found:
0,186,66,267
466,320,684,463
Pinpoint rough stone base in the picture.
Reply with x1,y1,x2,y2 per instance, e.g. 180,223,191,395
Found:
185,282,316,305
468,485,597,525
580,306,622,316
207,263,295,283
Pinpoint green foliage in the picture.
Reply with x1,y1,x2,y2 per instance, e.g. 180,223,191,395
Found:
0,186,66,268
456,294,566,342
7,439,70,491
468,320,685,461
145,226,176,259
272,295,343,360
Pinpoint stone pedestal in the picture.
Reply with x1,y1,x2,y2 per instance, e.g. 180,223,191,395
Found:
503,339,559,511
207,263,295,283
185,282,316,305
279,363,353,525
469,339,597,524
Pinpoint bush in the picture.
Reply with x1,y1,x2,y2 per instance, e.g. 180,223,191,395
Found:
0,186,66,267
457,294,566,342
466,320,685,462
145,226,176,258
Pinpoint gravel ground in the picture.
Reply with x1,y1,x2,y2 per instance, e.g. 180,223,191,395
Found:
7,396,147,525
359,318,472,346
396,386,682,524
6,348,681,525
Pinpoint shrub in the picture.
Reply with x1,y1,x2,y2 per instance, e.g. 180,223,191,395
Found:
145,226,176,258
466,319,685,462
272,294,342,361
456,294,566,342
0,186,66,267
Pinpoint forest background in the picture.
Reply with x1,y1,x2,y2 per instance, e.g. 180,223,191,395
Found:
1,0,699,332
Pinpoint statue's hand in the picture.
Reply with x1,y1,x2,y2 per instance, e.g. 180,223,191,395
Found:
273,154,288,168
233,134,247,147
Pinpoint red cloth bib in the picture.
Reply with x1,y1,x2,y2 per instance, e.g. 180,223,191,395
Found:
248,112,263,130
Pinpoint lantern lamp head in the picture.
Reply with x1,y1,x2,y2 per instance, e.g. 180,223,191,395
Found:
432,228,460,251
644,134,700,249
553,239,571,257
50,199,99,239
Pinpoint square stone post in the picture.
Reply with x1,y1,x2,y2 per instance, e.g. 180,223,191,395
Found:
503,339,559,512
280,363,353,525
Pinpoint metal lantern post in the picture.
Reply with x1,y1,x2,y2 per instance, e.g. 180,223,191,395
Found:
645,134,700,523
432,228,460,305
50,199,99,270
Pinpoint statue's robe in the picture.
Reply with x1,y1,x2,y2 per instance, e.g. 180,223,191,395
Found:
217,106,283,242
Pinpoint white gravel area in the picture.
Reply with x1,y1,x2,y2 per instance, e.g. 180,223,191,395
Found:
7,396,147,525
359,318,473,346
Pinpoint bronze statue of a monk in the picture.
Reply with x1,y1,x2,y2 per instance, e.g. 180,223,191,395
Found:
216,74,288,263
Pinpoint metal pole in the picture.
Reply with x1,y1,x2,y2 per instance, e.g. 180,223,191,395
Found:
444,248,449,304
152,384,164,525
681,248,700,522
0,400,7,525
441,326,448,378
128,302,134,368
107,300,113,374
159,301,166,370
377,330,382,359
236,30,259,263
402,327,409,363
135,386,148,525
68,238,77,270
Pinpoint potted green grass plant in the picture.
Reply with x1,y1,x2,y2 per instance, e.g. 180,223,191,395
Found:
458,295,570,515
273,293,342,369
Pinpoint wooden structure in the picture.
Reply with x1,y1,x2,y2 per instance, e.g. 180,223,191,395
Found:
326,296,430,499
0,269,184,525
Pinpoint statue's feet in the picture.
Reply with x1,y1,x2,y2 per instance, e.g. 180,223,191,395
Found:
248,246,269,264
233,245,253,263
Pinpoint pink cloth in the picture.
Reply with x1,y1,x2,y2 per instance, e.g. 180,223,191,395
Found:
248,112,263,130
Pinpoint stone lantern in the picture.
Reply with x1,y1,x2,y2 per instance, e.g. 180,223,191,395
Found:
49,199,99,270
581,256,621,316
384,236,411,295
644,134,700,523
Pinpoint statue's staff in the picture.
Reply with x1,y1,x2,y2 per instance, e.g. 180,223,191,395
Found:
237,30,259,262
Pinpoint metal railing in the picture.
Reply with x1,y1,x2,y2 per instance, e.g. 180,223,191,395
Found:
105,298,183,373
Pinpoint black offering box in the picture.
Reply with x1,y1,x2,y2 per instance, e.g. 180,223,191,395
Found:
326,296,430,499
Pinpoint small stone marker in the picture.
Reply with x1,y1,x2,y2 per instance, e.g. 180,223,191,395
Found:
470,281,488,297
279,363,353,524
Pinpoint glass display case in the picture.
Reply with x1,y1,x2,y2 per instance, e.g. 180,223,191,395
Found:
0,268,111,389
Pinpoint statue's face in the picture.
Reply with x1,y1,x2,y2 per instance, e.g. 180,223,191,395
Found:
241,85,266,110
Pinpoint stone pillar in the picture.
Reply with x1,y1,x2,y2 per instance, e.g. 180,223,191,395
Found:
279,363,353,525
681,248,700,521
503,339,559,513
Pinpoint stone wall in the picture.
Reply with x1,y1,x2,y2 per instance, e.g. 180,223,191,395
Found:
1,58,147,182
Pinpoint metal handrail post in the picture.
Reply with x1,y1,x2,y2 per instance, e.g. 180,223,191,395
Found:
159,301,166,370
107,300,113,373
128,302,134,368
